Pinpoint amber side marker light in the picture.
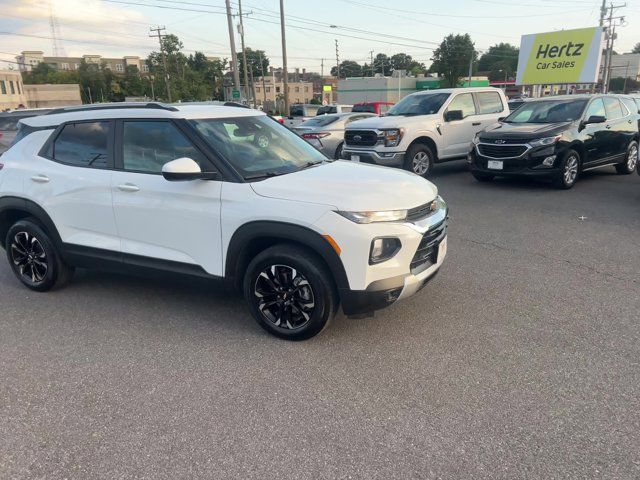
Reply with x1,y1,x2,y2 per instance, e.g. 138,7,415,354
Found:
323,235,341,255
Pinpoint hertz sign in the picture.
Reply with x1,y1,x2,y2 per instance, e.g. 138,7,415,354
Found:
515,27,604,85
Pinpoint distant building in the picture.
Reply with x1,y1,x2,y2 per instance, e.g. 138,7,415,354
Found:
1,70,81,110
234,77,314,107
0,70,27,110
15,51,151,74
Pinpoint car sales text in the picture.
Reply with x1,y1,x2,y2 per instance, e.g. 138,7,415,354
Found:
535,41,583,70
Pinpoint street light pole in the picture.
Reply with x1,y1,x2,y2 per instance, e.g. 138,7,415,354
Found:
225,0,240,95
279,0,289,115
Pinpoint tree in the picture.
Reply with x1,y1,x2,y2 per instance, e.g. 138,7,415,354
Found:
389,53,426,76
477,43,519,81
373,53,391,76
330,60,362,78
430,34,477,87
609,76,640,93
237,48,269,78
631,43,640,54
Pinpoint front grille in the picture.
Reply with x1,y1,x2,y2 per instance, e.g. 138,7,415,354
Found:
345,130,378,147
410,220,447,274
481,138,529,144
478,144,527,158
407,201,436,222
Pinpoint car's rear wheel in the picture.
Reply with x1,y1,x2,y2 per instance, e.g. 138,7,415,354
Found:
553,149,580,189
244,244,338,340
615,140,638,174
5,218,74,292
404,143,435,177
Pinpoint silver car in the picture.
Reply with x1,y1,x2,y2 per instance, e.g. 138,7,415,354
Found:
293,112,376,159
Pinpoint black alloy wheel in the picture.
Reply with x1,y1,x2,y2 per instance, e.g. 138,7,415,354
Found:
244,244,338,340
553,149,580,189
10,231,48,285
5,218,74,291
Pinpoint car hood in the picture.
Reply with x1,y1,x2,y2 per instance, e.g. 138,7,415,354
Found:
250,160,438,211
345,114,439,130
480,121,574,140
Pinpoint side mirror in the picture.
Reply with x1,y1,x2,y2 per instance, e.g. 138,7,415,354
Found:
585,115,606,125
498,116,505,122
162,157,218,181
444,110,464,122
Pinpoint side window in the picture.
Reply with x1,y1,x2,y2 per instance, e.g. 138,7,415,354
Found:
447,93,476,118
584,98,605,119
53,121,110,168
476,92,504,114
621,97,637,115
122,121,207,174
604,97,623,120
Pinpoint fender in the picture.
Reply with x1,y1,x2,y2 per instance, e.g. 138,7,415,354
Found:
225,221,350,292
0,196,64,254
406,132,440,158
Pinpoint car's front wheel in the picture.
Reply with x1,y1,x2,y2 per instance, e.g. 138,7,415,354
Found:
244,244,338,340
553,149,580,189
404,143,435,177
5,218,74,292
615,140,638,174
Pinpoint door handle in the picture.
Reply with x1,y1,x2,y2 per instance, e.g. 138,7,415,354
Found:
472,122,481,126
605,125,611,129
117,183,140,192
30,174,50,183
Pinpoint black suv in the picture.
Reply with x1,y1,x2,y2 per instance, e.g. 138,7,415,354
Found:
468,94,639,188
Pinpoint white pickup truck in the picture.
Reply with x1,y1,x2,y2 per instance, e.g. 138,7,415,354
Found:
343,87,509,176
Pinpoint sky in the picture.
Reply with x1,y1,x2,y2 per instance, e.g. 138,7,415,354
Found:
1,0,639,72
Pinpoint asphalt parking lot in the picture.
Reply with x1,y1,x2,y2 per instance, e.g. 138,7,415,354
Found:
1,163,639,479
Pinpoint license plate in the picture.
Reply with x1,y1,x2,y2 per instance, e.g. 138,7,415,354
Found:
437,236,447,263
351,155,360,162
487,160,503,170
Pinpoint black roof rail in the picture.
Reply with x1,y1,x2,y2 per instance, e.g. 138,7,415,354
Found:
46,102,179,115
223,101,250,109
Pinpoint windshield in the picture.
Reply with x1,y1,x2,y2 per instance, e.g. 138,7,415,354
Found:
191,116,327,180
387,93,450,116
352,104,375,113
504,99,588,124
299,115,340,127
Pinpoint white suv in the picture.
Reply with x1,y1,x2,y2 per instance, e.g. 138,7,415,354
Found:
343,87,509,176
0,103,448,340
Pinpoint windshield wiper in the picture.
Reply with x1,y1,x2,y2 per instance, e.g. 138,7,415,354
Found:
299,160,325,170
244,171,284,180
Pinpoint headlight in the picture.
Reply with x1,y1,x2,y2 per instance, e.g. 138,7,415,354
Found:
381,128,404,147
369,237,401,264
472,133,481,145
336,209,408,224
529,135,562,147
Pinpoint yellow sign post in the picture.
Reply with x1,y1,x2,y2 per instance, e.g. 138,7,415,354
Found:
516,27,604,85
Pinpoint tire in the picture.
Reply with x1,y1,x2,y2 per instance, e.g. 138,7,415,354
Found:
471,171,495,182
615,140,638,174
553,149,580,189
243,244,338,340
403,143,435,177
5,218,74,292
334,142,344,160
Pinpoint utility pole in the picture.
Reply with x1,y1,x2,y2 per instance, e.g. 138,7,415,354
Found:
601,2,626,93
370,50,374,77
599,0,607,26
468,51,474,87
237,0,251,106
259,51,267,108
149,26,171,102
279,0,289,115
320,58,324,78
335,39,340,79
225,0,240,96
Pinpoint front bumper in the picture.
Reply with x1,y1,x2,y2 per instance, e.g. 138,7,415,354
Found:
342,147,405,167
468,143,564,177
341,234,446,315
